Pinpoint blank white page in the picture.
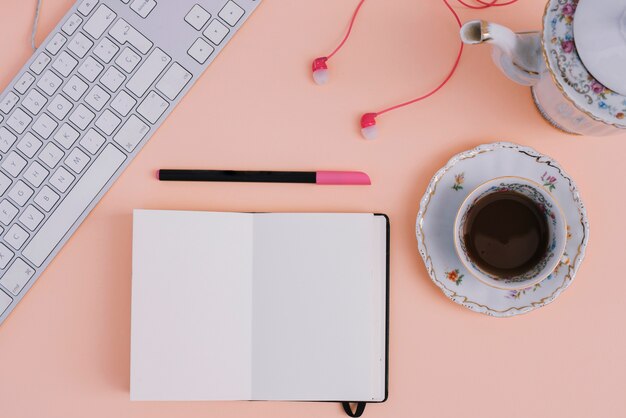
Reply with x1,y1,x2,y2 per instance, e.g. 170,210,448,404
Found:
131,210,254,400
251,213,379,401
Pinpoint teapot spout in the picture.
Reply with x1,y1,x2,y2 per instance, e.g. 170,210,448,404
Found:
460,20,544,86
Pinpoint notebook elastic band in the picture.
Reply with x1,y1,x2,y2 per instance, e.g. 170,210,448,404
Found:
342,402,366,417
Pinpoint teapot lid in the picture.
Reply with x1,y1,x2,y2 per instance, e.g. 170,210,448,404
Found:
543,0,626,127
574,0,626,96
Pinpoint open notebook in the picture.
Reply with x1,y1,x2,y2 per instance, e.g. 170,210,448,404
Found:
131,210,389,403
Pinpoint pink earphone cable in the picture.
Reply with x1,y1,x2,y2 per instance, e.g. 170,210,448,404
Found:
368,0,518,122
326,0,366,60
372,0,464,118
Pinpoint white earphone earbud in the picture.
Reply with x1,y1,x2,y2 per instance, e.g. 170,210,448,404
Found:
360,113,378,140
312,57,329,85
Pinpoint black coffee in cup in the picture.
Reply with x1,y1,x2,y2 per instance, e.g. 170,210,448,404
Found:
463,191,549,277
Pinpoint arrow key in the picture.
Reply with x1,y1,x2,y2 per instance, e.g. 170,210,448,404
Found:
187,38,214,64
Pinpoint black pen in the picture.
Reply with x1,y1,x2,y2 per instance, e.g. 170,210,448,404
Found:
157,169,371,185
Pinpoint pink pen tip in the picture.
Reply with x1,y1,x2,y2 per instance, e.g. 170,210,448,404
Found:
315,171,371,185
156,169,161,180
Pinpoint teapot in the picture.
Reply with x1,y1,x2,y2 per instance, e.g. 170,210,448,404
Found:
460,0,626,136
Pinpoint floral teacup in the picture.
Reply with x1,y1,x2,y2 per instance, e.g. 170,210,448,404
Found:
454,177,568,290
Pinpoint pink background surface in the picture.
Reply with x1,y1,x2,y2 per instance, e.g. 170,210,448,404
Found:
0,0,625,417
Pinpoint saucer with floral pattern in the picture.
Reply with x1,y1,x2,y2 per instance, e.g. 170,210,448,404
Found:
416,142,589,317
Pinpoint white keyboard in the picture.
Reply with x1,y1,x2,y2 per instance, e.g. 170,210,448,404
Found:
0,0,261,325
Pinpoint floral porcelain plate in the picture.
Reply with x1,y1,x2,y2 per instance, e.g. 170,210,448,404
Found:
415,142,589,317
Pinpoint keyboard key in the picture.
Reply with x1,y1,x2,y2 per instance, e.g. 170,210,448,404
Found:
137,91,168,123
37,70,63,96
7,109,33,134
0,243,14,269
1,92,19,114
30,52,51,75
0,173,10,196
185,5,211,30
131,0,157,18
68,32,94,58
0,200,19,225
127,48,170,97
78,56,104,82
65,148,90,174
80,129,105,154
8,181,34,207
19,205,45,231
52,51,79,77
19,205,44,232
100,67,126,92
219,1,245,26
5,224,29,250
23,90,48,115
0,128,17,153
85,85,111,111
1,152,28,177
204,19,229,45
23,161,49,188
116,47,141,73
40,142,64,169
23,144,126,267
63,75,89,101
17,133,43,158
95,109,121,135
77,0,98,16
156,63,192,100
53,123,80,149
0,290,12,315
49,167,75,193
62,13,83,36
94,37,119,63
47,95,74,120
110,91,136,116
109,19,153,54
187,38,213,64
0,259,33,295
22,161,49,188
113,115,149,152
34,186,60,212
69,104,95,130
0,172,11,199
14,73,36,94
32,113,58,139
83,4,116,39
46,33,67,55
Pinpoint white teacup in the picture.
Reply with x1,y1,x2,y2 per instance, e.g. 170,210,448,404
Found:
454,176,567,290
